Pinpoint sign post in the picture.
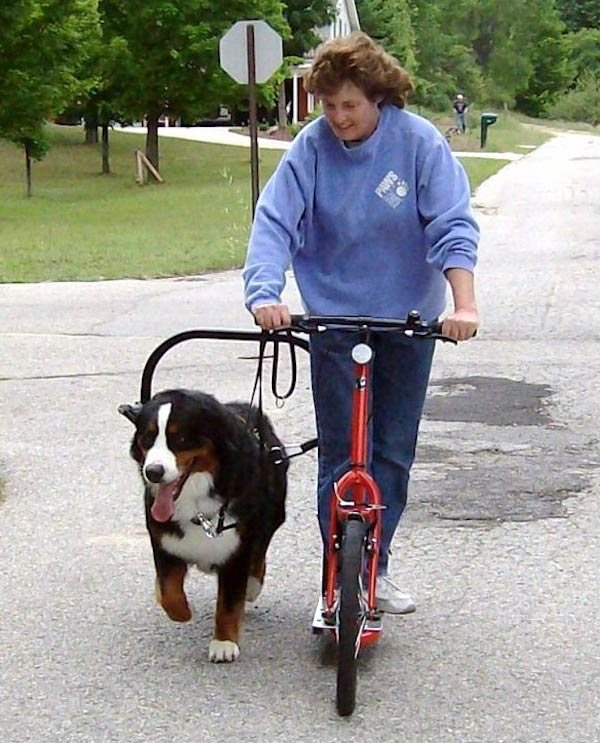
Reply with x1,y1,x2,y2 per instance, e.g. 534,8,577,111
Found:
246,24,259,215
219,20,283,218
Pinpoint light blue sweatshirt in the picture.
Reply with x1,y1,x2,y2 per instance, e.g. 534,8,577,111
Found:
244,104,479,320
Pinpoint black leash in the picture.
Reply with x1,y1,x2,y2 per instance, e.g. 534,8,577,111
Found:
246,330,317,465
271,331,298,402
248,332,268,419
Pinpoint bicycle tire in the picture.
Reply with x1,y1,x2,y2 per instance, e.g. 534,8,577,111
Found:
336,517,366,716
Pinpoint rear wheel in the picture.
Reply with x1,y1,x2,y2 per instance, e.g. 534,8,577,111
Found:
336,517,366,716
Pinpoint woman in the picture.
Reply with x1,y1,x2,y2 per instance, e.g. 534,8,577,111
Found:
243,33,479,613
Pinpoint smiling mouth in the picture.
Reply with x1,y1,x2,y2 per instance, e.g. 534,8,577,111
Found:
150,464,196,523
335,126,357,138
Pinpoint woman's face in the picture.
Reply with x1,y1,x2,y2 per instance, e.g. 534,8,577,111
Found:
319,80,381,142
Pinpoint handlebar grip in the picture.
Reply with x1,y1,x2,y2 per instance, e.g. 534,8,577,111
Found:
289,314,305,325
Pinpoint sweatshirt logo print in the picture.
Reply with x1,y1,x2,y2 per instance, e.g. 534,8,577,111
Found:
375,170,409,209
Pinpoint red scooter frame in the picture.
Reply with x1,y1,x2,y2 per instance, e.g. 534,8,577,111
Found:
288,312,451,716
321,338,383,644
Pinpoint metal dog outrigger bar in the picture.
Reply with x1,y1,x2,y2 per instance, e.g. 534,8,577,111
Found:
138,327,309,403
135,327,317,462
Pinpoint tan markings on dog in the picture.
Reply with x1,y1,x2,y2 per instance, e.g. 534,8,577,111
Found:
138,421,157,453
146,421,158,433
214,592,245,643
156,565,191,622
176,443,219,477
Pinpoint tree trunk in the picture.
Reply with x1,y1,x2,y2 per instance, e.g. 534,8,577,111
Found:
145,112,160,181
277,80,287,130
101,123,110,174
85,119,98,144
25,143,32,197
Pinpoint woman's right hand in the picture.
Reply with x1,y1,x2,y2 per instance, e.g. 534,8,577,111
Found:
252,303,292,330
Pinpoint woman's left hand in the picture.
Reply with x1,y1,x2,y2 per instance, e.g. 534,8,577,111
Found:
441,308,479,341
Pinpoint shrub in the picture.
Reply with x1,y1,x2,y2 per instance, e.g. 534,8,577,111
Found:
548,72,600,125
288,106,322,138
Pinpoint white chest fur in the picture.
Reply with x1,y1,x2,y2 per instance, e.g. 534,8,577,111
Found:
158,472,240,573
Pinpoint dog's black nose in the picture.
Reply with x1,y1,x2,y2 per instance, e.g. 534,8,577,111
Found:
145,463,165,483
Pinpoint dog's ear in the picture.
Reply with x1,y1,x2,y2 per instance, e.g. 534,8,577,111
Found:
118,403,142,424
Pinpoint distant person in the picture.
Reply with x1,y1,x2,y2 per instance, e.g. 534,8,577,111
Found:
453,94,468,133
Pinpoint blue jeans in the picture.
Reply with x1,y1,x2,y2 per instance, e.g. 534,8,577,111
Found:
454,112,466,133
310,330,435,575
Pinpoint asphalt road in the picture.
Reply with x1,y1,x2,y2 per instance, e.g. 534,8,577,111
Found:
1,131,599,742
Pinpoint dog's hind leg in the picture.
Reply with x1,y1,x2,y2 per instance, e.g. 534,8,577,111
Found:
209,556,249,662
153,546,191,622
246,548,267,603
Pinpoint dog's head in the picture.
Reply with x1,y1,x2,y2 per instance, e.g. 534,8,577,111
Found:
119,389,237,522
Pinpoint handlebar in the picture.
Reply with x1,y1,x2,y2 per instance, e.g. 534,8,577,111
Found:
283,310,457,344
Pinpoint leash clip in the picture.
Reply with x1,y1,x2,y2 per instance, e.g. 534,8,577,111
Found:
191,512,218,539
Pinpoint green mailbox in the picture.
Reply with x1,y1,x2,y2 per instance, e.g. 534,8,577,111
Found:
480,112,498,148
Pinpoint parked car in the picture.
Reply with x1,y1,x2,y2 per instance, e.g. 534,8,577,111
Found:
182,106,233,127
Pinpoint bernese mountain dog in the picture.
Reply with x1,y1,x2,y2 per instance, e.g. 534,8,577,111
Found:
120,388,287,663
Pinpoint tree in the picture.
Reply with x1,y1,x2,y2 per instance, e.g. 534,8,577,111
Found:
0,0,99,195
408,0,569,111
556,0,600,30
356,0,417,72
100,0,290,179
564,27,600,80
549,24,600,124
404,0,483,109
475,0,570,112
283,0,336,58
514,32,570,115
78,31,133,174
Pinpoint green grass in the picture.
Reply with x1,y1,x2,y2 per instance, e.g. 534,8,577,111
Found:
0,114,546,282
515,110,600,134
420,107,552,152
0,126,282,282
462,157,510,186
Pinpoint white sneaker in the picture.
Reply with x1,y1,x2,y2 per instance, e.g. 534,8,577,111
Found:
376,576,416,614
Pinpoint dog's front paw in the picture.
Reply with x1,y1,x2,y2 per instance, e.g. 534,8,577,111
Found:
209,639,240,663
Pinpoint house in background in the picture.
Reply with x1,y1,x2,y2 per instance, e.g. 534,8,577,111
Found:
289,0,360,124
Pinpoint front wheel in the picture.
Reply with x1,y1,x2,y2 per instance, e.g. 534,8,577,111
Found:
336,517,366,716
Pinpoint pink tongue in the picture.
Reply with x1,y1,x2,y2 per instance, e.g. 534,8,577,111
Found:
151,480,180,522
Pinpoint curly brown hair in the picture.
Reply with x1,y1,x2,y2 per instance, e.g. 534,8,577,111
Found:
303,32,413,108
